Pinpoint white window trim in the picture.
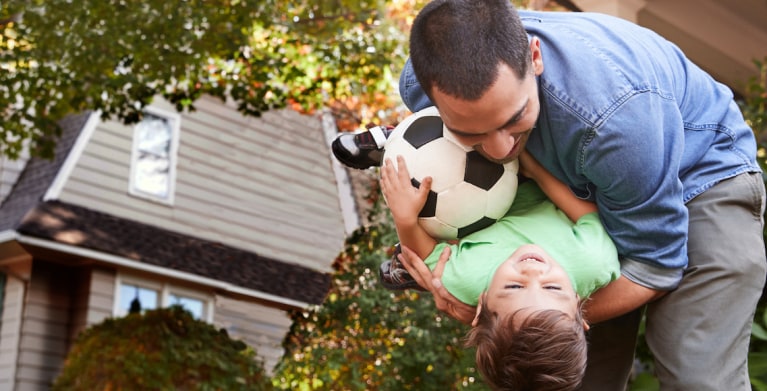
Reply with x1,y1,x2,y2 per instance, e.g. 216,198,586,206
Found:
128,106,180,205
114,273,214,323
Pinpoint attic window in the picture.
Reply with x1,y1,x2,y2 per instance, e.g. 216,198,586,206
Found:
129,107,180,204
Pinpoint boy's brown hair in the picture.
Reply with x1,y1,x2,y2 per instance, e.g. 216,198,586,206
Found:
465,305,588,391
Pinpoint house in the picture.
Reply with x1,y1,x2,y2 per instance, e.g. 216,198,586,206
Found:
0,96,360,390
559,0,767,97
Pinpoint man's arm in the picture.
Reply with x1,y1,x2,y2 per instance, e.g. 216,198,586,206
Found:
575,93,689,289
583,276,667,324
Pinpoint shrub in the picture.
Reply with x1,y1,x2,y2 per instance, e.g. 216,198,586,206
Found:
53,305,272,390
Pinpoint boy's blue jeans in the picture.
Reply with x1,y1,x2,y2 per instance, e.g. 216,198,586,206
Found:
580,172,767,390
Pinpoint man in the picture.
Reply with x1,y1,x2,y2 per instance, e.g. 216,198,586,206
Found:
335,1,767,389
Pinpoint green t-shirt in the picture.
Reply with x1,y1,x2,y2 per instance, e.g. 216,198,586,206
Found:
424,181,620,305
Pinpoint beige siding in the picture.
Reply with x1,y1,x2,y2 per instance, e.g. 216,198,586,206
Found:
0,275,26,390
58,96,346,273
213,295,293,373
14,262,74,390
85,268,116,326
68,268,115,345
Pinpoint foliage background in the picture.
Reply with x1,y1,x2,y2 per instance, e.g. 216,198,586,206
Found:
0,0,415,159
4,1,766,389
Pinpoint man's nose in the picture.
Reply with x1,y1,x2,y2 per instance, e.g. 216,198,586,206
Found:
481,130,515,159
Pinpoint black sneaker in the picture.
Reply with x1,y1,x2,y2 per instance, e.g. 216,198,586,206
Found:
331,125,392,169
378,244,426,291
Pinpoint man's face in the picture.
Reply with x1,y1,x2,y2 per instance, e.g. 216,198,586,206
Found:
431,40,544,163
484,244,579,324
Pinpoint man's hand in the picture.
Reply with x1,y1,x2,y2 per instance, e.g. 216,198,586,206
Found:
398,245,476,325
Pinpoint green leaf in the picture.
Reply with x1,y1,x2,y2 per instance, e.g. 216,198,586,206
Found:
755,323,767,341
628,372,660,391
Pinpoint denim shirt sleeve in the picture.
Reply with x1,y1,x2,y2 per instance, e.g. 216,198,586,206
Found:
582,90,689,290
399,58,434,112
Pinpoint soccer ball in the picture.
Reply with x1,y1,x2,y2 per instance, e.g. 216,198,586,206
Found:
382,106,519,240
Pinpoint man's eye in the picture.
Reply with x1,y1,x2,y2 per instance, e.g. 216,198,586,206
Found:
505,284,523,289
453,132,484,141
545,285,562,290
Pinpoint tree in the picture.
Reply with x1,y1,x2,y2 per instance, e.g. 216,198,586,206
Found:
273,189,487,390
53,306,272,390
0,0,417,159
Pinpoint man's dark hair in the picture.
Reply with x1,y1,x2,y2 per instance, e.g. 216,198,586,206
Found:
409,0,532,101
465,306,588,391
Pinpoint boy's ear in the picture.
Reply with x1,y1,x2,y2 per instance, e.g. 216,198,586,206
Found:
576,294,589,331
472,292,486,327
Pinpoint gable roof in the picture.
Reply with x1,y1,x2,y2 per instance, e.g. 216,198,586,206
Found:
0,111,331,306
0,112,89,231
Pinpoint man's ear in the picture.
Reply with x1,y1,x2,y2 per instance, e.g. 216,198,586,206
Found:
582,319,590,332
530,36,544,76
472,292,486,327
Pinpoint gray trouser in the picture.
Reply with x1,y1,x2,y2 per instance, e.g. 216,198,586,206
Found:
580,172,767,391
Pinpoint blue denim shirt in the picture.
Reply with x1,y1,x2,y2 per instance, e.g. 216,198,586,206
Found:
399,11,760,290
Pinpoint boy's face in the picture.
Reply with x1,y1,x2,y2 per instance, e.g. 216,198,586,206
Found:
431,38,544,164
483,244,579,325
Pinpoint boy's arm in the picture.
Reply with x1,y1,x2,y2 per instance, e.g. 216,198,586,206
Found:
380,156,438,260
519,150,596,223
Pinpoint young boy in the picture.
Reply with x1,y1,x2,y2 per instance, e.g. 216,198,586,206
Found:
379,150,620,390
